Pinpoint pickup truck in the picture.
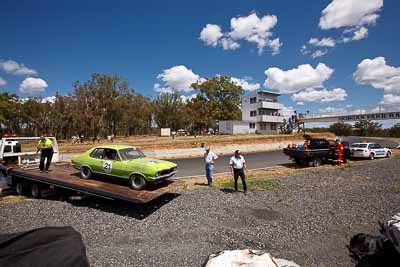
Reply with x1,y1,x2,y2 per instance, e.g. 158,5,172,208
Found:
283,138,350,167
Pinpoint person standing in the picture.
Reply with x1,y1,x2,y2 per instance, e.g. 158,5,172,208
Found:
335,139,344,166
229,150,247,193
204,146,218,186
36,136,54,173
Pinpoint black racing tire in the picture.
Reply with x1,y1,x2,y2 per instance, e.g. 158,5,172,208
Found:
80,166,92,179
312,158,321,167
129,174,147,190
15,182,25,196
369,153,375,160
30,183,42,199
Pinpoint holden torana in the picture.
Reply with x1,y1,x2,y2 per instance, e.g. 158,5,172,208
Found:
71,145,177,190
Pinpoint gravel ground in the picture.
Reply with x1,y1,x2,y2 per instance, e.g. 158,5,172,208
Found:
1,157,400,267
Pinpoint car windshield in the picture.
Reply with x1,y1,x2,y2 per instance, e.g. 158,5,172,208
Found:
351,143,367,148
119,148,145,160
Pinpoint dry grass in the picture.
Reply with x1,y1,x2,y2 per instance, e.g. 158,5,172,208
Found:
0,195,27,205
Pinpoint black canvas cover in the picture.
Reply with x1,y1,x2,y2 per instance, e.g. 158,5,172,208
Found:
0,226,90,267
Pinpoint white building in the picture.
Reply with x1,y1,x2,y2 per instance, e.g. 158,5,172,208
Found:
219,90,284,135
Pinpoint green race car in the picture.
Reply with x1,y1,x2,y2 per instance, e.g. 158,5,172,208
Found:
71,145,177,190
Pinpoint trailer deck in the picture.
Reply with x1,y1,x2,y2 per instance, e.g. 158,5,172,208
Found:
9,164,176,203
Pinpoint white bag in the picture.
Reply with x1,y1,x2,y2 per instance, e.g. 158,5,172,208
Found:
204,249,300,267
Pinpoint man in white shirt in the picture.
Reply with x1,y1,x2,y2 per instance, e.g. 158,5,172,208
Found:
229,150,247,193
204,146,218,186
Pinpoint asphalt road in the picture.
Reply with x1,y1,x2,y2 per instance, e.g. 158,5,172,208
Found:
168,150,290,178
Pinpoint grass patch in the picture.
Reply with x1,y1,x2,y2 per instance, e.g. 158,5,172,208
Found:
215,178,283,192
0,195,27,205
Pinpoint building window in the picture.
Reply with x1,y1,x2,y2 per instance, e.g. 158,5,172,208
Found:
260,123,267,130
250,97,257,104
250,110,257,117
249,123,255,129
271,123,277,130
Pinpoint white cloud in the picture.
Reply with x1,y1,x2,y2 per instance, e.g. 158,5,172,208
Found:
354,57,400,95
319,0,383,30
155,65,202,93
230,77,260,91
221,38,240,50
311,50,328,58
199,24,223,47
0,60,37,76
264,63,334,94
0,77,7,86
303,0,382,58
200,12,281,55
19,77,48,93
180,93,197,103
153,83,174,94
381,94,400,105
309,37,336,47
343,27,369,43
291,88,347,103
268,38,282,55
41,96,56,104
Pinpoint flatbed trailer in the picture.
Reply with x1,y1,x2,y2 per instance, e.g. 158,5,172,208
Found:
7,164,176,204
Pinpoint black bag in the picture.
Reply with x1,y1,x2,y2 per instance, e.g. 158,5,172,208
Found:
0,226,90,267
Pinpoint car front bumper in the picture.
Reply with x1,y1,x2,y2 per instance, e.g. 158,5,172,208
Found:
148,171,177,181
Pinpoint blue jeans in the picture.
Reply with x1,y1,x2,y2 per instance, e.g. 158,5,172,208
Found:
205,164,214,185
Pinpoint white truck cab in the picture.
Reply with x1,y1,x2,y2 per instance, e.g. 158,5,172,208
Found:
350,142,391,160
0,137,59,165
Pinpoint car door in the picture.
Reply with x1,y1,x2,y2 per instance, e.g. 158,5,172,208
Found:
88,148,105,173
373,144,385,157
102,149,125,178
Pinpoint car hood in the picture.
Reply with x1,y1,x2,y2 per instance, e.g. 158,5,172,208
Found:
128,157,177,170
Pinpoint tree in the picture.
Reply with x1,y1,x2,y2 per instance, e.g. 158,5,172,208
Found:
152,93,186,130
387,123,400,138
329,122,353,136
353,119,383,136
191,76,243,129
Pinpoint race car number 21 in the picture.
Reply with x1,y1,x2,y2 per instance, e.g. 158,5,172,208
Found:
103,161,112,173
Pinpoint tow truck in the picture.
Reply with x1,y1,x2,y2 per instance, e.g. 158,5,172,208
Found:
0,137,176,203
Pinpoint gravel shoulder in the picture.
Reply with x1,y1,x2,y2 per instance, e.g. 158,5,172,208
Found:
1,157,400,267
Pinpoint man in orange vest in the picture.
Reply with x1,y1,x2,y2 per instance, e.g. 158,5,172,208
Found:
335,139,344,166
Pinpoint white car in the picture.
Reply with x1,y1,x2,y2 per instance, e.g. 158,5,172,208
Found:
350,142,392,160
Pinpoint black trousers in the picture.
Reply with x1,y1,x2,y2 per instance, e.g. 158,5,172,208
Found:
233,168,247,192
39,149,54,171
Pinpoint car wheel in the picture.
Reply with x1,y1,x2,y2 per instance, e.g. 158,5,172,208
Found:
369,153,375,160
312,158,321,167
129,174,147,190
30,183,42,199
15,182,25,196
80,166,92,179
387,151,391,158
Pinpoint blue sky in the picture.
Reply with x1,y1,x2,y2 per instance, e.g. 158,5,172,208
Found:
1,0,400,123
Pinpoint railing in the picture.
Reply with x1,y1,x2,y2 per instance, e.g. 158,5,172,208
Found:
300,104,400,120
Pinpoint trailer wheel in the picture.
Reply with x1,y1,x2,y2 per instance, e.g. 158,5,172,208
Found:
80,166,92,179
311,158,321,167
15,182,25,196
129,174,146,190
30,183,42,199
